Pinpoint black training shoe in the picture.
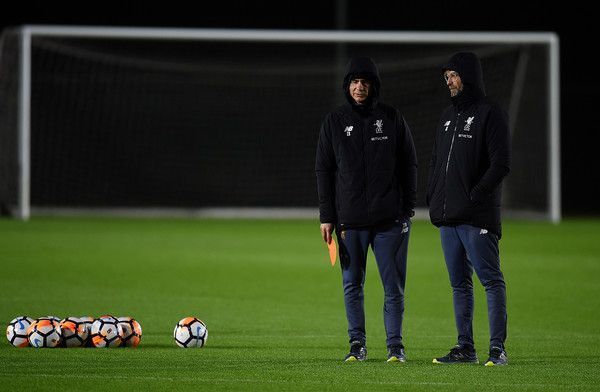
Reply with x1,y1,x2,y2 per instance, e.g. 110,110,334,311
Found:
433,345,479,364
387,345,406,363
344,341,367,362
484,346,508,366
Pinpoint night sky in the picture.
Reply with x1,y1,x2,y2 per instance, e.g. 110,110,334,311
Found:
1,1,597,215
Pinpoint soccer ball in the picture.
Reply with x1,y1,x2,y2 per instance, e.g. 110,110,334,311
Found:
27,319,62,348
174,317,208,348
79,316,95,347
38,315,62,323
90,316,123,348
79,316,94,333
6,316,34,347
59,317,89,347
117,317,142,347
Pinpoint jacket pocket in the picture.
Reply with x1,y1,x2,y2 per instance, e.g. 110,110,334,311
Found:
444,180,473,221
336,170,366,224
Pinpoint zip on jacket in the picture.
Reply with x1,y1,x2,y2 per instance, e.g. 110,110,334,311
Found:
443,112,460,221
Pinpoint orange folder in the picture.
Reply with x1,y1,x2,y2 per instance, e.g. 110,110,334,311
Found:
327,238,337,266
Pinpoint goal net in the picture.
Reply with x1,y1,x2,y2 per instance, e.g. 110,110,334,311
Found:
0,27,560,221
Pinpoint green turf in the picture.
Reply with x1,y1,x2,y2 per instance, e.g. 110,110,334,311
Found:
1,217,599,390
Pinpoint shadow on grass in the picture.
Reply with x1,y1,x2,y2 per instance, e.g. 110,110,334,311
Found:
138,343,267,350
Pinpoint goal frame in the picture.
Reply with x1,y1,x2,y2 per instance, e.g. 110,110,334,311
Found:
14,26,560,222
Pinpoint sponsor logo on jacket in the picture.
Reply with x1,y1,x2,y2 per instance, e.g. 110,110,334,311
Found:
371,136,388,141
344,126,353,136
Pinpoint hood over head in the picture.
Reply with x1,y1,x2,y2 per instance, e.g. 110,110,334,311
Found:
343,57,381,108
442,52,486,107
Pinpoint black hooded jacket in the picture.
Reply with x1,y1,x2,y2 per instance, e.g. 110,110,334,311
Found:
315,57,418,228
426,52,511,237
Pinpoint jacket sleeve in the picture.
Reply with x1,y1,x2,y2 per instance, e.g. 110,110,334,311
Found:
470,105,511,202
315,115,337,224
397,114,418,218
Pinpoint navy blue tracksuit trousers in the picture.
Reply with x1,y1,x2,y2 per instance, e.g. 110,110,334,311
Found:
337,220,410,348
440,225,507,349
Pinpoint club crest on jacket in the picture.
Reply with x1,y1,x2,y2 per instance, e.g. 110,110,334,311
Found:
464,116,475,131
374,119,383,133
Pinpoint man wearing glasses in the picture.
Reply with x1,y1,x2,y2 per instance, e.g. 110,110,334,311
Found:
426,52,511,366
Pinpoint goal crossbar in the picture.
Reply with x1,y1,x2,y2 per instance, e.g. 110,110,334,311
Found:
14,26,560,222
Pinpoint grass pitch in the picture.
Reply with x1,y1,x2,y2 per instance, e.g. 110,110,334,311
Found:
1,217,599,391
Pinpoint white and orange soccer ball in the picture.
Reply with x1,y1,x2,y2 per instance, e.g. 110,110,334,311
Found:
38,316,62,323
59,317,89,347
27,319,62,348
117,317,142,347
174,317,208,348
79,316,95,347
79,316,94,333
6,316,34,347
90,316,123,348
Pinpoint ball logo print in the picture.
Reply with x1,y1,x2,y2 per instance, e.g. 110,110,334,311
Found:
6,316,34,347
174,317,208,348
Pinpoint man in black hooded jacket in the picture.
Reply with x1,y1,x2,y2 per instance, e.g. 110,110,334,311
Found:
315,57,417,362
427,52,510,366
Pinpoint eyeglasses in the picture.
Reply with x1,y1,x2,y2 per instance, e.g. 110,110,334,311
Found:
443,71,460,83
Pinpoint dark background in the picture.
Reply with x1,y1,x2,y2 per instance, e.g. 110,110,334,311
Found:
1,1,597,216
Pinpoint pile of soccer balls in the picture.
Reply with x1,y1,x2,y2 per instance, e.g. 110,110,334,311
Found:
6,315,142,348
6,315,208,348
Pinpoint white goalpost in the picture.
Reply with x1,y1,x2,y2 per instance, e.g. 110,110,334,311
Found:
8,26,560,222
